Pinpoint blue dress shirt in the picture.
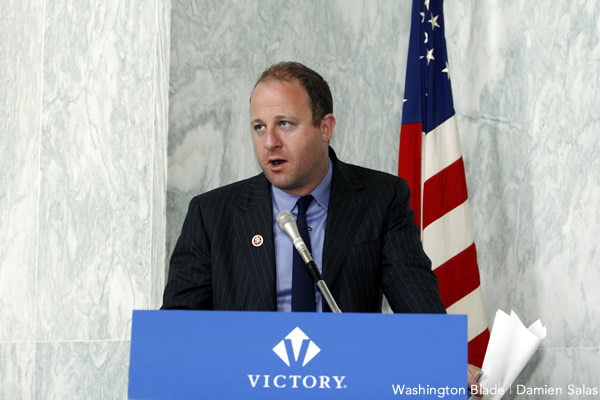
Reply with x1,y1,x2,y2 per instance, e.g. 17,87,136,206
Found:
271,159,332,312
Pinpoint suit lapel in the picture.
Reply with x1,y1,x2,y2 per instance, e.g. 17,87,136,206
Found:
322,155,367,287
234,174,277,310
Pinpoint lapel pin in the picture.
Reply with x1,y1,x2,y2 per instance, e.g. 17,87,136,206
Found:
252,234,263,247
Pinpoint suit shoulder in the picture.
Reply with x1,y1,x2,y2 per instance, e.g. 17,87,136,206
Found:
337,159,410,192
190,173,267,205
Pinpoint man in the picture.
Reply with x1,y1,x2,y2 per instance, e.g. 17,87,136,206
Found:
162,61,481,389
162,61,443,313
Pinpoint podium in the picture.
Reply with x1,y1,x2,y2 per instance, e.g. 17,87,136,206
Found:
128,310,467,399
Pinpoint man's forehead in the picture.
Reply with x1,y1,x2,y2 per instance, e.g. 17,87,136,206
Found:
253,78,303,95
250,79,310,112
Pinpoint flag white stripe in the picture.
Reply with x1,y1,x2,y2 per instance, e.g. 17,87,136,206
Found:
446,286,489,341
423,115,463,181
423,200,474,270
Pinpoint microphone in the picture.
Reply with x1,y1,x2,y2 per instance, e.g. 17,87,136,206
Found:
276,210,313,264
277,210,342,313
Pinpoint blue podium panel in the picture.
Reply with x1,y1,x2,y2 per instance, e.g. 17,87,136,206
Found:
128,310,467,399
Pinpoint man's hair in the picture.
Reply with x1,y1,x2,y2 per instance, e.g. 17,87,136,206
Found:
254,61,333,126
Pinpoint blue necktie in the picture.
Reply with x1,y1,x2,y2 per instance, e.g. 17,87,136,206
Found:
292,195,316,311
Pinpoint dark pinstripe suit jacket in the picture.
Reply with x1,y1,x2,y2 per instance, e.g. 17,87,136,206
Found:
162,148,445,314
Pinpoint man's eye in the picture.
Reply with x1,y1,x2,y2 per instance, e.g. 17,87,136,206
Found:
280,121,290,127
254,124,265,132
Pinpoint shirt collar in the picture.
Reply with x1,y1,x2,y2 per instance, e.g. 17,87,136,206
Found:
271,158,332,213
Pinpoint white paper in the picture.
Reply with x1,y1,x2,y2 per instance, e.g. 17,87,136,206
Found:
470,309,546,400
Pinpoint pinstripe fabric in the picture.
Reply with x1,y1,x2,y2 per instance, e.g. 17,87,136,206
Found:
162,174,276,310
162,148,445,314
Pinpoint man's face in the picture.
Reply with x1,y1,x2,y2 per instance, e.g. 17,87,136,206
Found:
250,79,335,196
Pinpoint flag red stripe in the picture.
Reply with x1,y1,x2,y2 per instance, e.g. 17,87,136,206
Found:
399,122,423,228
422,157,468,229
433,243,481,307
468,328,490,368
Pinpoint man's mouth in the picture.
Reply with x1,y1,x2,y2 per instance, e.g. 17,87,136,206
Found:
270,160,285,166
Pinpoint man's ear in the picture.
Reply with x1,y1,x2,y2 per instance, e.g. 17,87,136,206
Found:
320,113,336,142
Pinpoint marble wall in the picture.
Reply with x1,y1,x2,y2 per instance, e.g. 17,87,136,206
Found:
168,0,600,398
2,0,598,398
0,0,170,398
445,1,600,397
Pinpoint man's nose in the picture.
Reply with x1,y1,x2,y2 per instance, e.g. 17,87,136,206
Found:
263,127,281,150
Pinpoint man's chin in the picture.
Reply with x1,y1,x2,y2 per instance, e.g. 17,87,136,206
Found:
264,174,300,193
266,177,293,191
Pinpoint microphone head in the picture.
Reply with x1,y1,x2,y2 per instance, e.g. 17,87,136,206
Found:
276,210,313,263
277,210,295,230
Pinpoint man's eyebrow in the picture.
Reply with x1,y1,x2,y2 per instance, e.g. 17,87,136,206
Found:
251,114,292,124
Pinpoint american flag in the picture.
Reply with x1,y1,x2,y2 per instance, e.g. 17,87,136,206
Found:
398,0,489,367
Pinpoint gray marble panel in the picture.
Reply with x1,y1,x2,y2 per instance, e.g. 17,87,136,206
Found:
150,0,171,308
0,343,35,400
0,0,43,341
507,347,600,400
34,340,129,400
36,0,159,341
445,1,600,348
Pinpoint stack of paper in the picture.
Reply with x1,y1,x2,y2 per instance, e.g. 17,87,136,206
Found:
470,310,547,400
